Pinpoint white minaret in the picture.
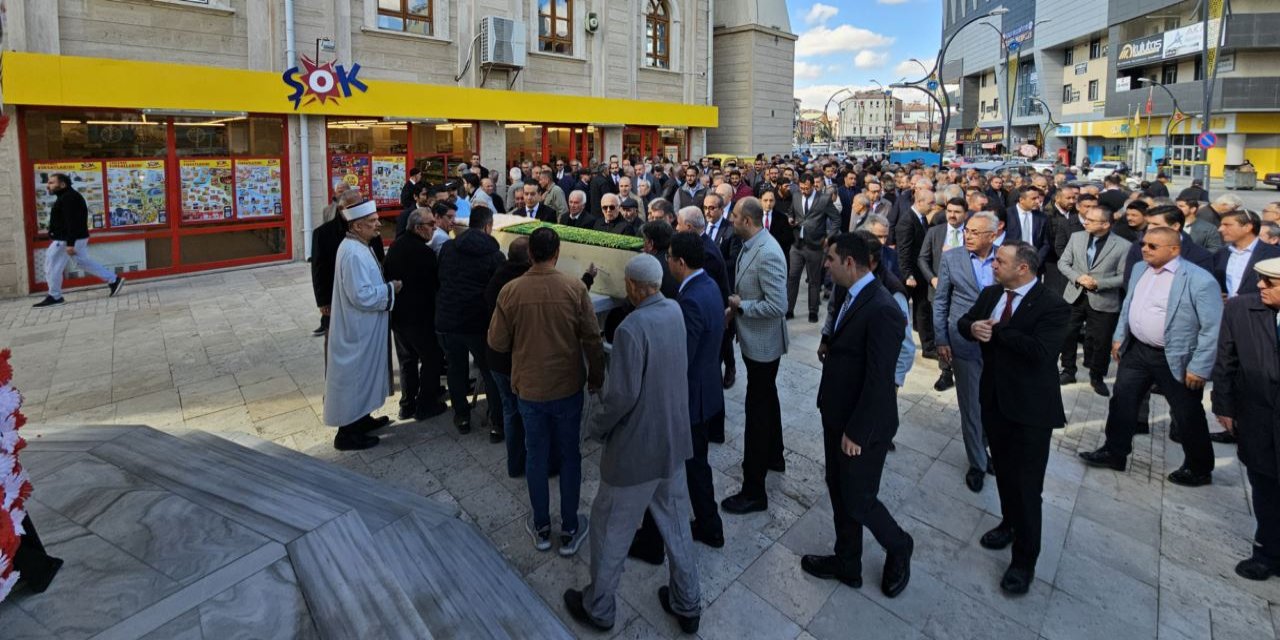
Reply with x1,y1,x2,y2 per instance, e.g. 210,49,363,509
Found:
707,0,797,157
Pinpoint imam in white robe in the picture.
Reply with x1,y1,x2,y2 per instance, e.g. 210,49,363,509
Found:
323,235,395,427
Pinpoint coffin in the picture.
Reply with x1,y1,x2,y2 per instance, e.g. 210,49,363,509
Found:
492,214,641,300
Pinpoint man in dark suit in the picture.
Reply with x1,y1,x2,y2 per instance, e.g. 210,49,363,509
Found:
837,171,860,233
985,175,1008,213
1005,186,1050,267
1211,258,1280,581
399,167,422,209
1098,174,1128,216
958,241,1071,595
761,189,794,258
788,173,841,322
383,208,448,421
802,232,913,598
560,190,600,229
516,183,557,223
917,197,968,392
896,188,935,357
704,193,742,388
1214,210,1280,299
1043,185,1079,296
572,169,594,212
588,163,619,216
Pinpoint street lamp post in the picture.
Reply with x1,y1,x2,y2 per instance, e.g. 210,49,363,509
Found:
907,59,936,149
823,87,856,149
1136,77,1188,158
903,6,1010,155
1024,96,1057,159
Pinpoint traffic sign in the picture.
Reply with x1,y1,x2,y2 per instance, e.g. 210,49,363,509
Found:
1197,131,1218,150
926,80,939,91
1008,41,1021,52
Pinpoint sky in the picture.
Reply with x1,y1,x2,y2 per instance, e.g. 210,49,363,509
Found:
789,0,944,115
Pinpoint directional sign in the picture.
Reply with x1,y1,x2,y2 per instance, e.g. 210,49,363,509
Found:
926,80,939,91
1008,40,1021,52
1196,131,1218,150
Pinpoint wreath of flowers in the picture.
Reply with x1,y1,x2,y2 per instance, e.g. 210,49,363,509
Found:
0,349,31,602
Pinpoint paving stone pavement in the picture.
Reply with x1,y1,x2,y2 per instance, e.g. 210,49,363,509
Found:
6,263,1279,639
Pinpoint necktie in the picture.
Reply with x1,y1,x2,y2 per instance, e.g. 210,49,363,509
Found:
1087,237,1098,268
765,212,771,230
947,227,961,250
835,292,854,331
527,208,535,218
999,290,1017,323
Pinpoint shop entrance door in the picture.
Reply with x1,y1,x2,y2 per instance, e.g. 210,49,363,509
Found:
1166,135,1204,178
623,127,660,162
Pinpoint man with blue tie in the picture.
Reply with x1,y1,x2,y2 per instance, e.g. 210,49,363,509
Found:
934,211,999,493
1214,210,1280,299
1006,186,1050,267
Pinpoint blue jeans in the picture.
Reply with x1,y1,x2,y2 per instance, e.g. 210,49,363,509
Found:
518,390,583,532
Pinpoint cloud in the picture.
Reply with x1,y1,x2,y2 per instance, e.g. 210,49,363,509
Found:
795,61,825,80
804,3,839,25
894,59,930,80
854,50,890,69
796,24,895,57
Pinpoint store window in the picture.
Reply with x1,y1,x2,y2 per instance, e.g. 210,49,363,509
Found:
377,0,433,36
410,122,477,183
1161,64,1178,86
506,124,544,167
1063,47,1073,65
1062,84,1073,103
537,0,573,54
325,117,475,211
21,108,290,292
645,0,671,70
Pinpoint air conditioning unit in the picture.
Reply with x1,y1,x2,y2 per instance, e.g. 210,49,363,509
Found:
479,16,527,69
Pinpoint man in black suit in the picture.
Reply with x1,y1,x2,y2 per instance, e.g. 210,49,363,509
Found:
1124,206,1214,284
788,173,841,322
560,190,600,229
589,163,619,216
896,188,935,357
760,189,793,258
311,189,386,338
958,241,1071,595
802,232,913,598
704,193,742,388
399,167,422,209
516,183,557,223
917,197,967,391
837,171,860,233
572,169,594,212
1098,174,1128,216
1211,258,1280,581
383,208,448,421
1043,185,1079,296
985,175,1008,213
1214,210,1280,299
1005,186,1050,267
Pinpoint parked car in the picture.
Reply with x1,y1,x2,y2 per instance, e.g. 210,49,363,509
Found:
1264,172,1280,190
1085,161,1126,181
1029,159,1057,173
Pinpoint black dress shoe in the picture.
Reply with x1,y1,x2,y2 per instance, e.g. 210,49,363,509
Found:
769,459,786,473
453,414,471,434
1135,421,1151,435
881,534,913,598
1090,378,1111,397
785,311,795,320
721,492,768,514
563,589,613,631
1235,557,1279,581
1167,467,1212,487
808,312,819,323
722,368,736,389
979,526,1014,550
934,371,955,392
1058,371,1076,386
489,428,504,443
334,427,379,451
658,586,700,634
1079,448,1127,471
311,325,327,337
18,556,64,593
32,295,64,308
628,536,665,565
800,554,862,588
1209,431,1238,444
358,415,392,435
414,401,448,421
1000,565,1034,595
965,467,984,493
691,525,725,549
398,405,416,421
921,349,939,360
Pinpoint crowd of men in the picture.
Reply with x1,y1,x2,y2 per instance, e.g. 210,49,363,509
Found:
312,151,1280,632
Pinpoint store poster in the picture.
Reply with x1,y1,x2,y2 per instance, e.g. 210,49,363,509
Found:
330,154,371,200
32,162,106,233
235,159,283,218
106,160,167,227
180,159,235,222
371,155,406,208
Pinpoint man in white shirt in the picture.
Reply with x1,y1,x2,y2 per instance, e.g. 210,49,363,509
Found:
1214,210,1280,298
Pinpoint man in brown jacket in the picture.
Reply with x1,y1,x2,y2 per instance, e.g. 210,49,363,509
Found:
489,227,606,556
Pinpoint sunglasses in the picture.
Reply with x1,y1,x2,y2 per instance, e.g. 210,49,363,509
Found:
1141,242,1170,250
601,205,617,211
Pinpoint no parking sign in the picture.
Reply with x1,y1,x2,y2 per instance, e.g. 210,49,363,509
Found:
1196,131,1218,151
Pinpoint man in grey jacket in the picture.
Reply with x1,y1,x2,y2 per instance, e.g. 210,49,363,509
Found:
1057,206,1131,396
564,254,701,634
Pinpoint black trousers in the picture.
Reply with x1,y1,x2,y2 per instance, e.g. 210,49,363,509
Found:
1249,469,1280,567
1060,297,1119,379
14,516,62,591
1103,341,1213,474
742,356,784,498
720,324,737,375
393,327,442,410
822,414,910,571
909,283,934,351
984,411,1053,570
632,418,724,555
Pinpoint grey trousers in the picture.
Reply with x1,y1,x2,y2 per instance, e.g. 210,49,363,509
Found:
951,356,989,472
787,242,824,315
583,468,701,626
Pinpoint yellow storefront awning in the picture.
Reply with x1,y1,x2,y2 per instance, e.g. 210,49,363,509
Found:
2,52,718,128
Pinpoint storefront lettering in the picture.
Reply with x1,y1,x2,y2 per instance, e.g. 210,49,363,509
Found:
283,56,368,110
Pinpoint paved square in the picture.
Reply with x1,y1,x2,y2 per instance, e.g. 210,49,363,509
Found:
4,263,1277,639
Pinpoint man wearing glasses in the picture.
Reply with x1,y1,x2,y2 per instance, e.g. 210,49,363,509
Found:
1057,205,1132,397
384,208,448,423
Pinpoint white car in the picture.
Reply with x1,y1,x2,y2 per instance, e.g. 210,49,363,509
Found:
1086,162,1125,181
1029,160,1056,173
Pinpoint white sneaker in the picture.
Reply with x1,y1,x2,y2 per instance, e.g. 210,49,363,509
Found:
527,516,551,552
558,514,590,557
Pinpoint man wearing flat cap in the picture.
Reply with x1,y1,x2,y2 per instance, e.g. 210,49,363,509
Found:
323,198,402,451
1212,256,1280,582
564,253,702,635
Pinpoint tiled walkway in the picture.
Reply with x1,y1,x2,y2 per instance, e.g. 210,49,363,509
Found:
3,263,1277,639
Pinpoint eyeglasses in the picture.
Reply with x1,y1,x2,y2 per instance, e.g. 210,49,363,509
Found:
1141,242,1171,250
703,205,720,210
601,205,617,211
963,228,993,236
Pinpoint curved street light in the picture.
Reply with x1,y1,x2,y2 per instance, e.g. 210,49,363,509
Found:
1136,77,1189,141
821,87,856,144
1024,95,1057,158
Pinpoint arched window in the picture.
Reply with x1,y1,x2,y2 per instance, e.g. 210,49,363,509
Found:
538,0,573,54
645,0,671,69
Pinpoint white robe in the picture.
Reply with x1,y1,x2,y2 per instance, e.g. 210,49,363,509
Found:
323,236,395,427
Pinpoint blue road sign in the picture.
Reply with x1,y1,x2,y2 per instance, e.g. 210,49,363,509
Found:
1008,41,1021,52
926,80,939,91
1196,131,1217,150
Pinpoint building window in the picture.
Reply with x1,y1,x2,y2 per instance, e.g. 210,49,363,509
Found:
645,0,671,69
1089,38,1102,60
1194,56,1204,81
1062,84,1073,103
1162,64,1178,85
1064,47,1074,65
1087,79,1099,101
376,0,433,37
538,0,573,54
980,73,988,88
